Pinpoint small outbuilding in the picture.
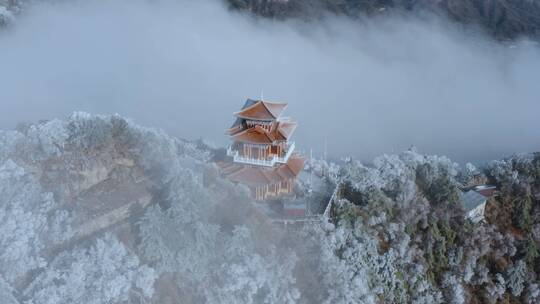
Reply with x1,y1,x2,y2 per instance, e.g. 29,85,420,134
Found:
460,190,487,223
459,184,497,224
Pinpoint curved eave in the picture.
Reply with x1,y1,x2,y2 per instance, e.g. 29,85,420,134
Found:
233,100,288,121
230,128,274,145
226,125,243,135
262,101,288,118
277,121,298,140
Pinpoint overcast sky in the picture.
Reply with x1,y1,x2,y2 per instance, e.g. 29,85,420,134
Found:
0,0,539,163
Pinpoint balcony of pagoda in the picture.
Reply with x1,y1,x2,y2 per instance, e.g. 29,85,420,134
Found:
244,120,273,131
227,141,296,167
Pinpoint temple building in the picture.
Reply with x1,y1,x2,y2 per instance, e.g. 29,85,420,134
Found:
221,98,305,201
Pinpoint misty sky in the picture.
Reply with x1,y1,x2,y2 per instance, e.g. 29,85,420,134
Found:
0,0,539,163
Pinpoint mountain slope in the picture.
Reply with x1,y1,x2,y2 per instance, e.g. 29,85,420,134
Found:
227,0,540,39
0,113,302,303
314,151,540,303
1,113,539,303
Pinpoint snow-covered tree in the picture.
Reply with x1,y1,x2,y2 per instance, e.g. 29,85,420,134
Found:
206,226,300,304
0,4,14,26
0,160,48,283
0,275,19,304
526,282,540,304
506,260,528,297
2,112,540,303
138,165,220,280
24,234,156,304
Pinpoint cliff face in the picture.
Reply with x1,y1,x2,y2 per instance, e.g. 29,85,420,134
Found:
6,114,205,244
0,113,211,293
227,0,540,39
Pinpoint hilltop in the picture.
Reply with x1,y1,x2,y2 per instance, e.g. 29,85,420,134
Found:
0,113,539,303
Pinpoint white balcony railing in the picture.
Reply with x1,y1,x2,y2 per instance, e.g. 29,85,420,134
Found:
227,142,295,167
274,141,295,164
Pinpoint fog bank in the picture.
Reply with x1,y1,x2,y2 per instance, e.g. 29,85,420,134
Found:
0,0,539,163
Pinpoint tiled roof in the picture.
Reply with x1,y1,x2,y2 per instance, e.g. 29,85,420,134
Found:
227,167,274,186
276,121,297,139
234,100,288,121
285,156,305,176
263,101,288,118
224,155,305,186
230,99,258,128
460,190,487,211
227,125,243,136
231,121,297,144
231,125,276,144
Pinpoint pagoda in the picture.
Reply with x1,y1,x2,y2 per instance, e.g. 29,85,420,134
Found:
221,98,305,201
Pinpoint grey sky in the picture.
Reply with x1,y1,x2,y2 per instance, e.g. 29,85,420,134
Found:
0,0,539,163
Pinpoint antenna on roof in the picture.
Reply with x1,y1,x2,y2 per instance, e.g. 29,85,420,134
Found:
324,136,328,162
309,148,313,187
260,89,264,101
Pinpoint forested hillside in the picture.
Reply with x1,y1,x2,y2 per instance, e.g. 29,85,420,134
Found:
0,113,539,303
2,0,540,39
315,150,540,303
227,0,540,39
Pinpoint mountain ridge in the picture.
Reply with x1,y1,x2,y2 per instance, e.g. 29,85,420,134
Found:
1,112,539,303
227,0,540,40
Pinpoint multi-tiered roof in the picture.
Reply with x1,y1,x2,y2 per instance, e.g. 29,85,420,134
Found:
222,98,304,201
228,99,297,144
229,120,297,145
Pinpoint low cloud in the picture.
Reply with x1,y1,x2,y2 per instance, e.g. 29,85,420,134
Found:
0,0,539,163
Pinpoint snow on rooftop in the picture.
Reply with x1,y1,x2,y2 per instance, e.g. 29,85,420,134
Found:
459,190,487,212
